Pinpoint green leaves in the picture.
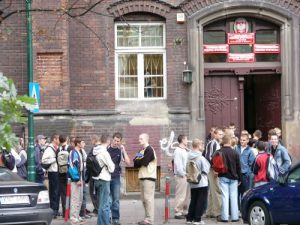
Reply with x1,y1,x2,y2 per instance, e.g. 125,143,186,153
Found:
0,73,35,150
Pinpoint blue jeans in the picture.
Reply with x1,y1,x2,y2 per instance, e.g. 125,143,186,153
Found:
110,176,121,221
95,179,110,225
219,177,239,221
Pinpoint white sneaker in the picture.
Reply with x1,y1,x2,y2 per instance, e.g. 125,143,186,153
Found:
193,221,205,225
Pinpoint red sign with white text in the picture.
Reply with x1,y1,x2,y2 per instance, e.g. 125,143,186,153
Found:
228,53,255,63
228,33,255,44
203,44,229,54
254,44,280,53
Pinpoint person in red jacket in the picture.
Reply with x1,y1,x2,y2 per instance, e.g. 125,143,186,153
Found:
252,141,269,187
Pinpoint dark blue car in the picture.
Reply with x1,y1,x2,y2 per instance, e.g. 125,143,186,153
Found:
241,163,300,225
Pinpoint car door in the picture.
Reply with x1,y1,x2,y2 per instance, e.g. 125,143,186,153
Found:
270,166,300,224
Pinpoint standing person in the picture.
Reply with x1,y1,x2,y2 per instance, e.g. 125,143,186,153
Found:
41,133,60,218
173,134,190,219
133,133,157,225
93,134,115,225
205,126,216,145
57,134,70,218
87,135,101,215
107,132,130,225
252,141,269,187
35,134,47,184
16,138,27,180
236,134,255,202
269,134,291,175
203,128,224,219
217,133,241,223
68,137,84,224
186,139,210,225
79,140,92,219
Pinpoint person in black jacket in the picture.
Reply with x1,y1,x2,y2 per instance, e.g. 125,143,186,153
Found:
133,133,157,225
217,133,241,223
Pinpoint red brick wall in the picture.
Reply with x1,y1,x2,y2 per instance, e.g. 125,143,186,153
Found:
0,1,27,94
32,0,70,109
36,53,68,109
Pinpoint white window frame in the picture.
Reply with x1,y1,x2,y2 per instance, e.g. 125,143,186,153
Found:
115,22,167,100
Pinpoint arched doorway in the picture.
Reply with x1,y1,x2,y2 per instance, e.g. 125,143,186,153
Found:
203,17,281,139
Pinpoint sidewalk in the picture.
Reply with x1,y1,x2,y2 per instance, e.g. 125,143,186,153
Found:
51,197,244,225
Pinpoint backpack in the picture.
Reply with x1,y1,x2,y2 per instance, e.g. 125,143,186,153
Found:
212,150,228,174
86,150,103,177
57,148,69,174
68,150,80,182
266,154,279,181
41,146,57,170
1,149,15,170
186,156,202,184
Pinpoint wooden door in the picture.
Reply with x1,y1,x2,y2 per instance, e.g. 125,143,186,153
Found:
254,75,281,140
204,76,240,135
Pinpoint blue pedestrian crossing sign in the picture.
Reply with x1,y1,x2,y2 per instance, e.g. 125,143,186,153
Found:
29,82,40,113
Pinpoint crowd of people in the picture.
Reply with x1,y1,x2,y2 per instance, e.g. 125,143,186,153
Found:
0,125,293,225
173,125,292,225
0,132,157,225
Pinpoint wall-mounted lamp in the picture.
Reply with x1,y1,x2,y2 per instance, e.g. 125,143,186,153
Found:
182,61,192,84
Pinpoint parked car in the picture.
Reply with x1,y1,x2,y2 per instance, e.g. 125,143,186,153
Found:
0,167,53,225
241,163,300,225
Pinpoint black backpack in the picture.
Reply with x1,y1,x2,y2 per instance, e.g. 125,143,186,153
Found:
1,149,15,170
86,150,103,177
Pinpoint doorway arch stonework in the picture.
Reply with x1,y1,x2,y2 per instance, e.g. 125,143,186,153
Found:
186,1,300,160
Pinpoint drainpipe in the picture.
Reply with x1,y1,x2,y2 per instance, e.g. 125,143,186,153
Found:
26,0,35,182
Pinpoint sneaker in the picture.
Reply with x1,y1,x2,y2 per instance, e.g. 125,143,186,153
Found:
186,221,193,224
193,221,205,225
216,216,228,223
175,215,186,219
85,209,91,214
84,214,92,219
70,217,84,225
113,219,121,225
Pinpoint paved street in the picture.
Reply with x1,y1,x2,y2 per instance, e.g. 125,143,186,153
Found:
51,197,244,225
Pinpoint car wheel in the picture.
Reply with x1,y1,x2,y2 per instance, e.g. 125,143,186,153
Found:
248,201,271,225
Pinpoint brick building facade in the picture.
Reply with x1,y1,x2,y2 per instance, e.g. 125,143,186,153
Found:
1,0,300,192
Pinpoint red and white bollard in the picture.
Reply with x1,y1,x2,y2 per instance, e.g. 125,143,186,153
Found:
64,178,71,222
164,176,170,223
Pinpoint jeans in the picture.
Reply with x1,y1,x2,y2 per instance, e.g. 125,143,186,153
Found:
238,174,251,208
89,178,99,212
80,182,87,216
187,187,208,222
110,176,121,221
48,172,60,215
95,179,110,225
219,177,239,221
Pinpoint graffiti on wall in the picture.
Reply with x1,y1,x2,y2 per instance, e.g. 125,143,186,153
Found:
160,131,193,156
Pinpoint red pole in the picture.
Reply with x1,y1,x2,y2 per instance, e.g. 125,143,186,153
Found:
64,178,71,221
165,176,170,223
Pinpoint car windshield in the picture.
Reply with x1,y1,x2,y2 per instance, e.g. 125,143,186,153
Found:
0,168,23,181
